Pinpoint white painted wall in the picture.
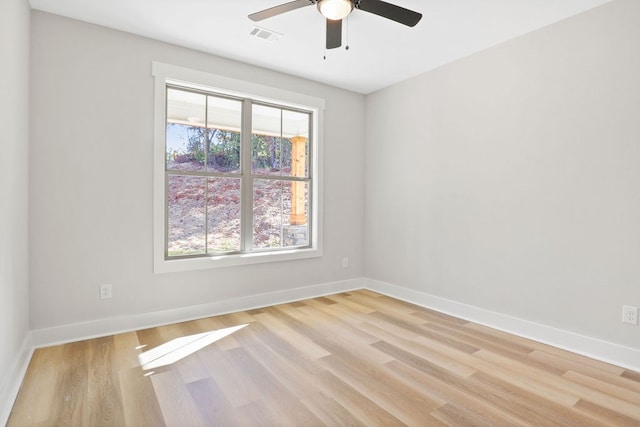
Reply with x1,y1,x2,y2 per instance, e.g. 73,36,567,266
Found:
0,0,31,419
29,12,365,331
365,0,640,350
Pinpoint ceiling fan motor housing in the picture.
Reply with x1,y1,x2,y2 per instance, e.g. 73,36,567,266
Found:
317,0,354,20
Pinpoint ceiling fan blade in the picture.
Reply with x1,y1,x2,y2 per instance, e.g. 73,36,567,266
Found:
326,19,342,49
249,0,313,22
356,0,422,27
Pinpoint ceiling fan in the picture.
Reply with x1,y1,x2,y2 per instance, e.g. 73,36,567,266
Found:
248,0,422,50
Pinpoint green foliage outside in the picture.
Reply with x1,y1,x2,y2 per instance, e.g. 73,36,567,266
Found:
169,124,292,172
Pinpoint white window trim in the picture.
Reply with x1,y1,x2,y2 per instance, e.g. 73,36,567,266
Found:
152,62,324,273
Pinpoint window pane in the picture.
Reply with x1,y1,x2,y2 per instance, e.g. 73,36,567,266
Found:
253,179,309,249
282,110,310,178
207,177,241,252
167,175,206,256
251,106,310,178
252,104,283,175
166,89,206,172
207,96,241,173
252,134,284,174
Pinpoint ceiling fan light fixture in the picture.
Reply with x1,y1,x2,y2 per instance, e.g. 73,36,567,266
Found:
317,0,353,20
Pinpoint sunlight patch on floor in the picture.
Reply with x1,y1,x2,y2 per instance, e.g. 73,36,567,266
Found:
138,324,248,370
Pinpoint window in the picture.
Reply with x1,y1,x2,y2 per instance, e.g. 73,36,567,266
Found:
153,63,324,272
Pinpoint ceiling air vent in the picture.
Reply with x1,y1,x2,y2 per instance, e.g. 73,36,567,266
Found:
249,26,282,42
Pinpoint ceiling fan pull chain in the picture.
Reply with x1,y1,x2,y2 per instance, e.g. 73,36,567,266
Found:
345,15,350,50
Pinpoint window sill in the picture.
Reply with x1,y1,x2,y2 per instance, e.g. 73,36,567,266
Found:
153,247,322,274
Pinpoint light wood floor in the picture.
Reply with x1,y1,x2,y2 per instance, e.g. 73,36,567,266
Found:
8,290,640,426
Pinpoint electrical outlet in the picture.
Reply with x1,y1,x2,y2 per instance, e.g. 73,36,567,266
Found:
622,305,638,325
342,257,349,268
100,283,112,299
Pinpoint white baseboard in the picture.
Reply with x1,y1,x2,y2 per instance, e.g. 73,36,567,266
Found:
365,278,640,373
31,278,365,348
0,332,34,427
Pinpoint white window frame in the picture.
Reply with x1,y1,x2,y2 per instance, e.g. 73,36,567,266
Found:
152,62,324,273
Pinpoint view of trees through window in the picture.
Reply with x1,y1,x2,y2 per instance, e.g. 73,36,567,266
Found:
165,87,311,258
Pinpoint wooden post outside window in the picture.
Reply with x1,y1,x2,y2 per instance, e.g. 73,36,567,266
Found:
290,136,307,225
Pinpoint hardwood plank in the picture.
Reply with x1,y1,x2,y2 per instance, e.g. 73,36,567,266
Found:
169,323,214,385
377,341,553,425
323,293,376,313
195,345,266,408
135,327,166,354
270,303,395,366
51,340,91,425
86,336,126,426
372,311,480,353
573,399,640,426
251,310,331,360
191,315,243,352
234,401,281,427
564,369,640,404
386,359,529,426
313,296,338,305
467,371,604,427
406,336,583,408
150,368,208,427
320,353,442,425
423,321,535,358
185,377,235,425
313,370,406,425
226,346,322,424
231,321,324,399
347,291,425,318
622,369,640,383
300,391,367,426
118,367,165,426
7,345,64,426
358,321,478,378
477,349,640,421
410,308,471,327
239,318,325,376
465,322,626,375
431,402,516,427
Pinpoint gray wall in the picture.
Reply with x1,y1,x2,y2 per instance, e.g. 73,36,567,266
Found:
365,0,640,349
0,0,30,409
29,12,365,330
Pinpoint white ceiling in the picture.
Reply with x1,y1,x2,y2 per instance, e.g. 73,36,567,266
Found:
29,0,612,94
